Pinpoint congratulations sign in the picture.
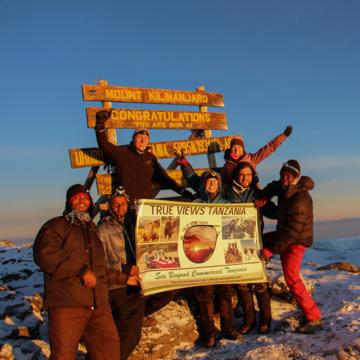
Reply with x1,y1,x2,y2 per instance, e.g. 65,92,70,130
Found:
135,199,267,296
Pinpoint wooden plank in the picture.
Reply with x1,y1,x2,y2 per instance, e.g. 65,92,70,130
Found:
87,108,227,130
82,84,224,107
95,168,221,194
69,136,235,168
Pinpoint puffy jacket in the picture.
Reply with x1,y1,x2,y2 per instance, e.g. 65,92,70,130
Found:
96,130,186,205
33,216,108,309
262,176,314,253
221,133,287,187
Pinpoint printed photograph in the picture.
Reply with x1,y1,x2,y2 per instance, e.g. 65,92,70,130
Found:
137,243,180,271
183,225,218,264
224,240,243,264
241,239,260,263
222,216,257,239
137,217,161,243
160,216,180,242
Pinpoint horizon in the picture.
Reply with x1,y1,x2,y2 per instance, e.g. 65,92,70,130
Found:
1,1,360,241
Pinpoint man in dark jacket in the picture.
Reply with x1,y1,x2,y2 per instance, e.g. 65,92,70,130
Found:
258,160,322,334
95,110,193,213
33,184,120,360
98,187,144,360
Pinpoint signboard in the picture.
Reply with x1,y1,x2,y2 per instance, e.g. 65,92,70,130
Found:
94,168,219,194
82,85,224,107
86,108,227,130
69,136,236,168
135,199,266,296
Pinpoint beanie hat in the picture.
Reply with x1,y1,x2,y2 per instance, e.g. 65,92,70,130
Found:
230,137,244,149
65,184,93,214
280,160,301,178
133,127,150,138
109,186,130,203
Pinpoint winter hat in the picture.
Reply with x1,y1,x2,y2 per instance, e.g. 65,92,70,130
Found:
280,160,301,178
230,137,244,149
65,184,93,214
109,186,130,203
133,127,150,138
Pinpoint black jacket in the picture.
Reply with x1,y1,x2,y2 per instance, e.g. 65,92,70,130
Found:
33,216,108,308
262,176,314,253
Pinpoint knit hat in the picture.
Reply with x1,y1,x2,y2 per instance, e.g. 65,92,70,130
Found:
230,137,244,149
65,184,93,214
280,160,301,178
133,127,150,138
109,186,130,203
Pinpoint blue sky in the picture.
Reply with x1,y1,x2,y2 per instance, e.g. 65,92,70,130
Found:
1,0,359,241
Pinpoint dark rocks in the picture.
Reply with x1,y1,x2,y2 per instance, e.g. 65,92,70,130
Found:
317,262,360,274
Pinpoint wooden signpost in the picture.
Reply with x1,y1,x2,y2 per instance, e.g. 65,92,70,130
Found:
70,80,237,213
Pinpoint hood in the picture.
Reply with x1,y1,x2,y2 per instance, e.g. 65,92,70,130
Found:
284,176,315,199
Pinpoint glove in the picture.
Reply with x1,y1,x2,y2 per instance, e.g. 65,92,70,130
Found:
176,150,190,168
260,248,274,261
283,125,293,137
95,110,111,131
180,188,194,200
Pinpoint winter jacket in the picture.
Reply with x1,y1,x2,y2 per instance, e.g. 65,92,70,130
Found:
221,133,287,187
184,167,226,204
97,215,136,290
262,176,315,253
96,130,186,205
33,216,108,309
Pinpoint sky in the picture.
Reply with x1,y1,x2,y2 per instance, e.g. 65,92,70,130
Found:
1,0,360,242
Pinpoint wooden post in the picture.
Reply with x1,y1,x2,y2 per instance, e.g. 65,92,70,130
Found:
197,86,216,168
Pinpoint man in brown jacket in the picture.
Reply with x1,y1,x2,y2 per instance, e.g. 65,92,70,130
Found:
258,160,322,334
33,184,120,359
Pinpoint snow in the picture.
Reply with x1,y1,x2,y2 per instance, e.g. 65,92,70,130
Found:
0,237,359,359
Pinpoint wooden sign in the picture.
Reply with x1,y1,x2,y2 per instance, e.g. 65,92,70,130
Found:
69,136,236,168
86,108,227,130
82,85,224,107
95,168,220,194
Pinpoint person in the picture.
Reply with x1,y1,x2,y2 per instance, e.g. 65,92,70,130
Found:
95,110,193,326
97,187,145,360
142,222,159,242
224,162,276,335
257,160,323,334
185,169,242,347
33,184,120,360
221,126,293,188
95,110,193,218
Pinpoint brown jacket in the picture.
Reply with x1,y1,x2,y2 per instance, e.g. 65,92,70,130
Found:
33,216,108,308
262,176,314,253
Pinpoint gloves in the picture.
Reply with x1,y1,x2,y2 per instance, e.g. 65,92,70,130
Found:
176,150,190,168
260,248,274,261
180,188,194,200
95,110,111,131
283,125,293,137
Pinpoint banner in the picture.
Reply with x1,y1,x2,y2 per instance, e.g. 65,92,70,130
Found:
135,199,267,296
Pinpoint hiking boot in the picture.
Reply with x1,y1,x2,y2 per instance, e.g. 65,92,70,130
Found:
142,316,157,327
239,322,255,335
258,322,271,334
203,335,217,348
295,320,323,334
222,329,243,341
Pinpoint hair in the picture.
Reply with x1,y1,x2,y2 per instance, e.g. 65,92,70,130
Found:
233,161,255,180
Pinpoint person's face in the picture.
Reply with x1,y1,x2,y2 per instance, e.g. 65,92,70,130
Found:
133,134,149,152
205,177,219,195
110,196,128,219
237,167,253,188
231,145,244,159
147,223,154,234
70,193,91,213
281,171,296,187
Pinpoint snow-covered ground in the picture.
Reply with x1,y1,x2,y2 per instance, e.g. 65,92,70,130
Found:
0,237,359,359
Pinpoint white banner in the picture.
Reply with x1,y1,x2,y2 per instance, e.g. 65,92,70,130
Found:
135,199,267,296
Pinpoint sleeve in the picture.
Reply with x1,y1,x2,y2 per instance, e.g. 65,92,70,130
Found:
220,161,235,187
181,164,202,192
262,181,282,200
95,129,119,163
248,133,287,165
269,198,310,253
33,220,90,280
152,156,187,195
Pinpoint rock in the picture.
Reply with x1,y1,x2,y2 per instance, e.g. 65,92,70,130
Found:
0,240,17,248
317,262,360,274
